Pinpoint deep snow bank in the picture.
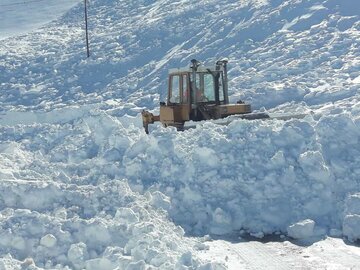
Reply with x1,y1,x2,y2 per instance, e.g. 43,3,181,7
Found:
0,179,218,269
0,111,226,269
0,108,359,268
123,111,360,236
0,0,360,267
2,107,357,239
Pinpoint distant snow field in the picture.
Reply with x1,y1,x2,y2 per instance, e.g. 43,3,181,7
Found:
0,0,80,40
0,0,359,269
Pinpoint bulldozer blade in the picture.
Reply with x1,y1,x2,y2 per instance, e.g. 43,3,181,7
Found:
229,112,307,122
267,113,308,121
182,112,307,130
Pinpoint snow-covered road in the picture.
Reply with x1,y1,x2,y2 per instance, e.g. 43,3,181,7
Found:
197,236,360,270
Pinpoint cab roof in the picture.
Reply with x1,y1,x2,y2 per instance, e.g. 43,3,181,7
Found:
168,65,221,75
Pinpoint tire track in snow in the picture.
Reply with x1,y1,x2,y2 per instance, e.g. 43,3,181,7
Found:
198,239,308,270
222,240,305,270
298,237,360,270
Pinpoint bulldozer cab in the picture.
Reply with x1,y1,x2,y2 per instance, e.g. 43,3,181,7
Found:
167,59,229,107
161,59,233,124
141,59,252,133
141,59,305,134
168,72,224,104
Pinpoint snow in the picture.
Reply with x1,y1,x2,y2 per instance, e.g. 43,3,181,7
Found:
121,114,359,237
40,234,57,248
0,0,80,40
0,0,360,269
287,219,315,239
196,236,360,270
0,180,213,269
343,193,360,242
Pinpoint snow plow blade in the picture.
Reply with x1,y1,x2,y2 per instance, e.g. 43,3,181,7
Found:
233,112,308,121
183,112,307,130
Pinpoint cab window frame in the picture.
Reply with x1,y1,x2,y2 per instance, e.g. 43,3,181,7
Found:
169,74,181,104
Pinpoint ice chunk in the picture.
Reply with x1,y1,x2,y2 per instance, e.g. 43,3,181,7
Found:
68,242,89,270
195,147,220,168
343,193,360,241
21,258,35,268
40,234,57,248
178,251,193,267
287,219,315,239
343,215,360,242
250,231,265,239
149,191,171,211
11,236,26,251
345,193,360,215
115,207,139,225
210,208,232,235
125,260,146,270
299,151,330,182
85,258,114,270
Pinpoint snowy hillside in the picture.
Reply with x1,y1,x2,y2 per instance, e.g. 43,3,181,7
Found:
0,0,79,40
0,0,360,269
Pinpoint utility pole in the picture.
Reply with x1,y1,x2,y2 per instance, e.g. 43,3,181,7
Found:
84,0,90,58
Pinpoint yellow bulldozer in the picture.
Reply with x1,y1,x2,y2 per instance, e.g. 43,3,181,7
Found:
142,59,304,134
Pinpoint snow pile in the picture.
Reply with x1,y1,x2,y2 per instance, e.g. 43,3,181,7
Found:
0,0,360,267
0,180,217,269
122,112,360,236
0,111,226,269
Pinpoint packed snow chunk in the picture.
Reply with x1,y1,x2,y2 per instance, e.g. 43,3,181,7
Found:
178,251,193,267
343,193,360,241
345,193,360,215
287,219,315,239
343,215,360,242
68,242,89,270
195,147,220,168
250,231,265,239
125,260,146,270
149,252,169,267
210,208,232,235
40,234,57,248
299,151,331,182
21,257,36,268
85,258,114,270
83,221,112,246
10,236,26,251
198,262,227,270
148,191,171,212
114,207,139,225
